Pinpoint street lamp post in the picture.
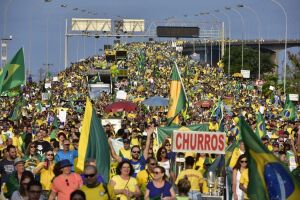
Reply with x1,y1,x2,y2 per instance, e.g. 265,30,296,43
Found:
270,0,288,94
215,9,231,75
226,6,245,70
237,4,262,80
1,36,12,67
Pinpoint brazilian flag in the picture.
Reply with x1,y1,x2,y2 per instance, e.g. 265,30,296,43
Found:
255,112,266,138
77,97,110,183
282,95,296,121
0,48,25,94
167,63,187,125
240,117,300,199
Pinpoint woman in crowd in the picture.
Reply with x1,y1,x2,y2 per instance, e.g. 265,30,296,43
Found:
48,159,83,200
232,154,248,200
157,147,175,181
33,149,55,197
110,160,141,200
144,166,176,200
23,142,43,174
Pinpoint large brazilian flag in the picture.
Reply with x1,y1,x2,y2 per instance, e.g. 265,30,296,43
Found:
0,48,25,94
239,117,300,200
77,97,110,183
167,63,187,125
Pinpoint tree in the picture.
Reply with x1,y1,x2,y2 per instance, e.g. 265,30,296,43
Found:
223,46,275,78
286,51,300,94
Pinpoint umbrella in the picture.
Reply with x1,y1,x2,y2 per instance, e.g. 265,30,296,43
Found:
142,96,169,107
105,101,137,113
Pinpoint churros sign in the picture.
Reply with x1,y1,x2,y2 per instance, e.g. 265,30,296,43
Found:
172,131,225,154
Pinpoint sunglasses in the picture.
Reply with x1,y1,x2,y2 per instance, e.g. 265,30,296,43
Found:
65,179,69,186
64,143,70,146
161,151,166,154
30,146,36,148
84,173,96,178
165,144,171,146
149,163,157,166
47,154,54,156
132,151,140,154
154,171,162,174
240,160,247,163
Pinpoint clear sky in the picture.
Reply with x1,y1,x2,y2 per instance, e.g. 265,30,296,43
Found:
1,0,300,80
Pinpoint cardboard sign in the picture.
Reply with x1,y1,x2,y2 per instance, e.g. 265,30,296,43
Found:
289,94,299,101
241,70,250,78
172,131,225,154
45,83,51,89
116,90,127,100
53,77,58,81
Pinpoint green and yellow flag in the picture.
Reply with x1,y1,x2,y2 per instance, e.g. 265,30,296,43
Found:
282,95,297,121
77,97,110,183
255,112,266,138
167,63,187,125
0,48,25,94
240,117,300,200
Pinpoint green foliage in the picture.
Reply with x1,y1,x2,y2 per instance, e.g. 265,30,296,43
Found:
223,46,275,78
286,51,300,95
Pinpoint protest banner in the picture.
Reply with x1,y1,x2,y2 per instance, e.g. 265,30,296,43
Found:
172,130,225,154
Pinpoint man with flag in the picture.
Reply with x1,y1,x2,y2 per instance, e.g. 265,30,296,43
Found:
167,63,188,125
239,117,300,199
77,97,111,183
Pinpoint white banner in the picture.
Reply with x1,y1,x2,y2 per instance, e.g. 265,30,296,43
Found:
289,94,299,101
241,70,250,78
172,131,225,154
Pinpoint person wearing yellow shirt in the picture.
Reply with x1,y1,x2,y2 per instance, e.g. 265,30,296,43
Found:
209,119,219,132
119,138,132,160
229,141,245,169
136,157,157,196
33,150,55,196
81,165,115,200
176,156,203,199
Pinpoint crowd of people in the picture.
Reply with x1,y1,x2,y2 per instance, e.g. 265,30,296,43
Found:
0,40,299,200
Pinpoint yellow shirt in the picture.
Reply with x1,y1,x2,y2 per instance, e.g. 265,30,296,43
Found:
81,183,115,200
209,122,219,131
35,162,55,190
12,136,23,152
136,169,154,194
111,175,137,200
130,138,139,146
240,168,249,199
175,169,203,191
119,148,132,160
229,148,244,168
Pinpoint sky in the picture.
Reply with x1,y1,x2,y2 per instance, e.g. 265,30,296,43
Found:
1,0,300,80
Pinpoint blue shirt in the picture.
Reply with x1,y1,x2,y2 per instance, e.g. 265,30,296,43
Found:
146,181,172,198
55,150,78,171
122,155,146,177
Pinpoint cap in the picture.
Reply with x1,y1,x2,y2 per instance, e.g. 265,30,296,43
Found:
58,159,73,169
14,158,25,166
